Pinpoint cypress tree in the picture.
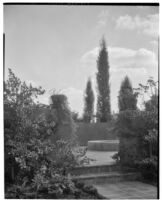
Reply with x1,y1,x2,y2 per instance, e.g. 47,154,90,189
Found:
83,78,94,123
96,37,111,122
118,76,137,112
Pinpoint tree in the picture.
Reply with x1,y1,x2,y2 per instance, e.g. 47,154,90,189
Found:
118,76,137,112
83,78,94,123
134,77,158,111
96,37,111,122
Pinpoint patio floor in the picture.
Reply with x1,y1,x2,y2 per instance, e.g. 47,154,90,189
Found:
94,181,158,199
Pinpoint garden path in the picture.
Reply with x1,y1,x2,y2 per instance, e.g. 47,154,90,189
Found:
84,150,158,199
94,181,157,199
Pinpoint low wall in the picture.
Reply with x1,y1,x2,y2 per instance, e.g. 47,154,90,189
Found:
76,122,117,146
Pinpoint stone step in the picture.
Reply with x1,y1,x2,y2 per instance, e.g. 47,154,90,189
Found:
72,172,141,185
69,164,120,176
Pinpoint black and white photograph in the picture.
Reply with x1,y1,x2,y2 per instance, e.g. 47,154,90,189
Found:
3,2,159,199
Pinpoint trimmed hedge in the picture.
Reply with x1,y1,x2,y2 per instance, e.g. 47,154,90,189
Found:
76,122,117,146
88,140,119,151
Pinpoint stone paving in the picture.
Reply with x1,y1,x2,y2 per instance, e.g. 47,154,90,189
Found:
84,150,158,199
94,181,158,199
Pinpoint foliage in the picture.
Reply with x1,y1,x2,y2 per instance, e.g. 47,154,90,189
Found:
115,78,158,182
115,110,157,166
145,95,158,111
71,111,84,122
4,69,98,199
71,111,79,121
4,68,45,184
134,77,158,110
83,78,94,123
96,37,111,122
50,94,77,143
73,180,104,199
118,76,137,112
137,156,158,182
50,94,72,125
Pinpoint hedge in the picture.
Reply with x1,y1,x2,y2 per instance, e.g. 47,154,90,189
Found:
76,122,117,146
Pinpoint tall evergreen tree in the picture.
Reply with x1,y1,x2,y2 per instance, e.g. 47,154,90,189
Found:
118,76,137,112
96,37,111,122
83,78,94,123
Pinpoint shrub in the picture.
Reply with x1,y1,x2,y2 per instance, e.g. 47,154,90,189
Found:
4,69,76,198
115,78,158,182
118,76,137,111
116,110,158,168
136,156,158,182
4,69,101,199
50,94,77,143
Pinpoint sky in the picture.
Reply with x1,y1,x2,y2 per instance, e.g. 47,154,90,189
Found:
4,4,159,116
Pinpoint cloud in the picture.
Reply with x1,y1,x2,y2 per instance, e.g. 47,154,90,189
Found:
150,40,159,46
81,46,158,71
81,47,98,66
111,47,157,69
116,14,159,38
96,10,109,28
